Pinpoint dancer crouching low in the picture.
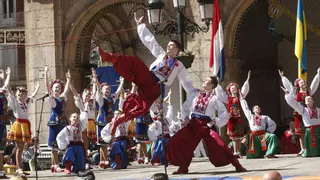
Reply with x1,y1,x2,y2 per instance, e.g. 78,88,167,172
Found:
57,112,88,174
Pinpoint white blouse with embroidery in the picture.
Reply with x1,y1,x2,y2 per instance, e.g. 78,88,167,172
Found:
101,121,130,143
148,105,173,141
137,23,196,96
56,112,88,150
240,98,277,133
74,95,96,119
285,93,320,127
181,90,228,128
7,94,33,120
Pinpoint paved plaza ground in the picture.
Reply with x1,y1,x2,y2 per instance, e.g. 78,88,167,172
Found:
18,154,320,180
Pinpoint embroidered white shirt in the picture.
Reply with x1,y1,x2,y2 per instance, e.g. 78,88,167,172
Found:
7,94,33,120
240,98,277,133
137,23,196,96
181,90,228,128
56,112,88,150
285,93,320,127
74,95,96,119
101,121,130,143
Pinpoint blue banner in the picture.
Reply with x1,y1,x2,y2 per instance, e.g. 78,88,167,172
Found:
95,66,120,111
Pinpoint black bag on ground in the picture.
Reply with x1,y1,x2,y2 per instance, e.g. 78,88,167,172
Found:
77,170,95,180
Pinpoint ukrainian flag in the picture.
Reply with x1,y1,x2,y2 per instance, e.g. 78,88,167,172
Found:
295,0,307,81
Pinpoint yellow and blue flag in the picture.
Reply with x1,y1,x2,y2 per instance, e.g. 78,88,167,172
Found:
295,0,307,81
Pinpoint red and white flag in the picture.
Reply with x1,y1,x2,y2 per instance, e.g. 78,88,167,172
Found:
209,0,225,81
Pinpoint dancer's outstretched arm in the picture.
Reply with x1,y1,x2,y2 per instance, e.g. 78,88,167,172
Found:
70,83,85,112
241,70,251,98
29,81,40,99
310,67,320,95
135,12,165,58
61,70,71,98
44,66,50,94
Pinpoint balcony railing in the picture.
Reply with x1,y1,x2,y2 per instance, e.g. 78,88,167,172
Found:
0,12,24,28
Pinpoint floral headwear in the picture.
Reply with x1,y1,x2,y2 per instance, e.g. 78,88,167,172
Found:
100,82,110,88
16,87,27,93
295,78,304,88
50,79,65,93
226,83,239,95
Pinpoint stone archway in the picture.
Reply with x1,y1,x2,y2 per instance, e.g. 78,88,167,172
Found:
224,0,281,124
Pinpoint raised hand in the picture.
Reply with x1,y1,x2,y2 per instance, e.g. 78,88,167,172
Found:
66,69,71,80
0,69,5,80
119,77,124,83
5,67,11,75
44,66,48,73
278,69,284,77
91,68,96,77
134,12,144,25
35,81,40,89
247,70,251,80
317,67,320,74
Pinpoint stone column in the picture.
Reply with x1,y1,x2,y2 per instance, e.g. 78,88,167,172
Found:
24,0,65,143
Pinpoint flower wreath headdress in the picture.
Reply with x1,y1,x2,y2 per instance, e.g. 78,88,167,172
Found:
50,79,65,93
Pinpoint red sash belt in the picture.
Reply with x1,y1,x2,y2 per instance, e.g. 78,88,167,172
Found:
306,124,320,148
249,130,267,154
16,118,31,137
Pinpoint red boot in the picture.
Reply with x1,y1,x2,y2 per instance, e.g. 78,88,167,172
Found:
65,161,72,174
115,155,122,169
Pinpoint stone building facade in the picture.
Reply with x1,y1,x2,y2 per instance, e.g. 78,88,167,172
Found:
23,0,320,143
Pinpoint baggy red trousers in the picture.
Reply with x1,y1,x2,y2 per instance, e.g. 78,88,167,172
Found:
166,117,242,170
99,48,161,122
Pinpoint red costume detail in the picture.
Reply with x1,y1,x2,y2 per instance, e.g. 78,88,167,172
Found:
194,92,214,114
249,130,267,154
99,48,161,134
307,124,320,148
280,131,300,154
226,83,244,139
166,117,244,172
294,91,308,135
227,96,243,138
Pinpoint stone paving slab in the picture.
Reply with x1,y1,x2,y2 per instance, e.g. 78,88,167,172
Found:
19,155,320,179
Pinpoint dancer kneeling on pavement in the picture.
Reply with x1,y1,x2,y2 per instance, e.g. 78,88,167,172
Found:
166,76,246,174
101,110,130,170
239,94,280,159
283,87,320,157
56,112,88,174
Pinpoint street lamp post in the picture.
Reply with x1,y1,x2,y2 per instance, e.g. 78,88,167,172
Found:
146,0,214,106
